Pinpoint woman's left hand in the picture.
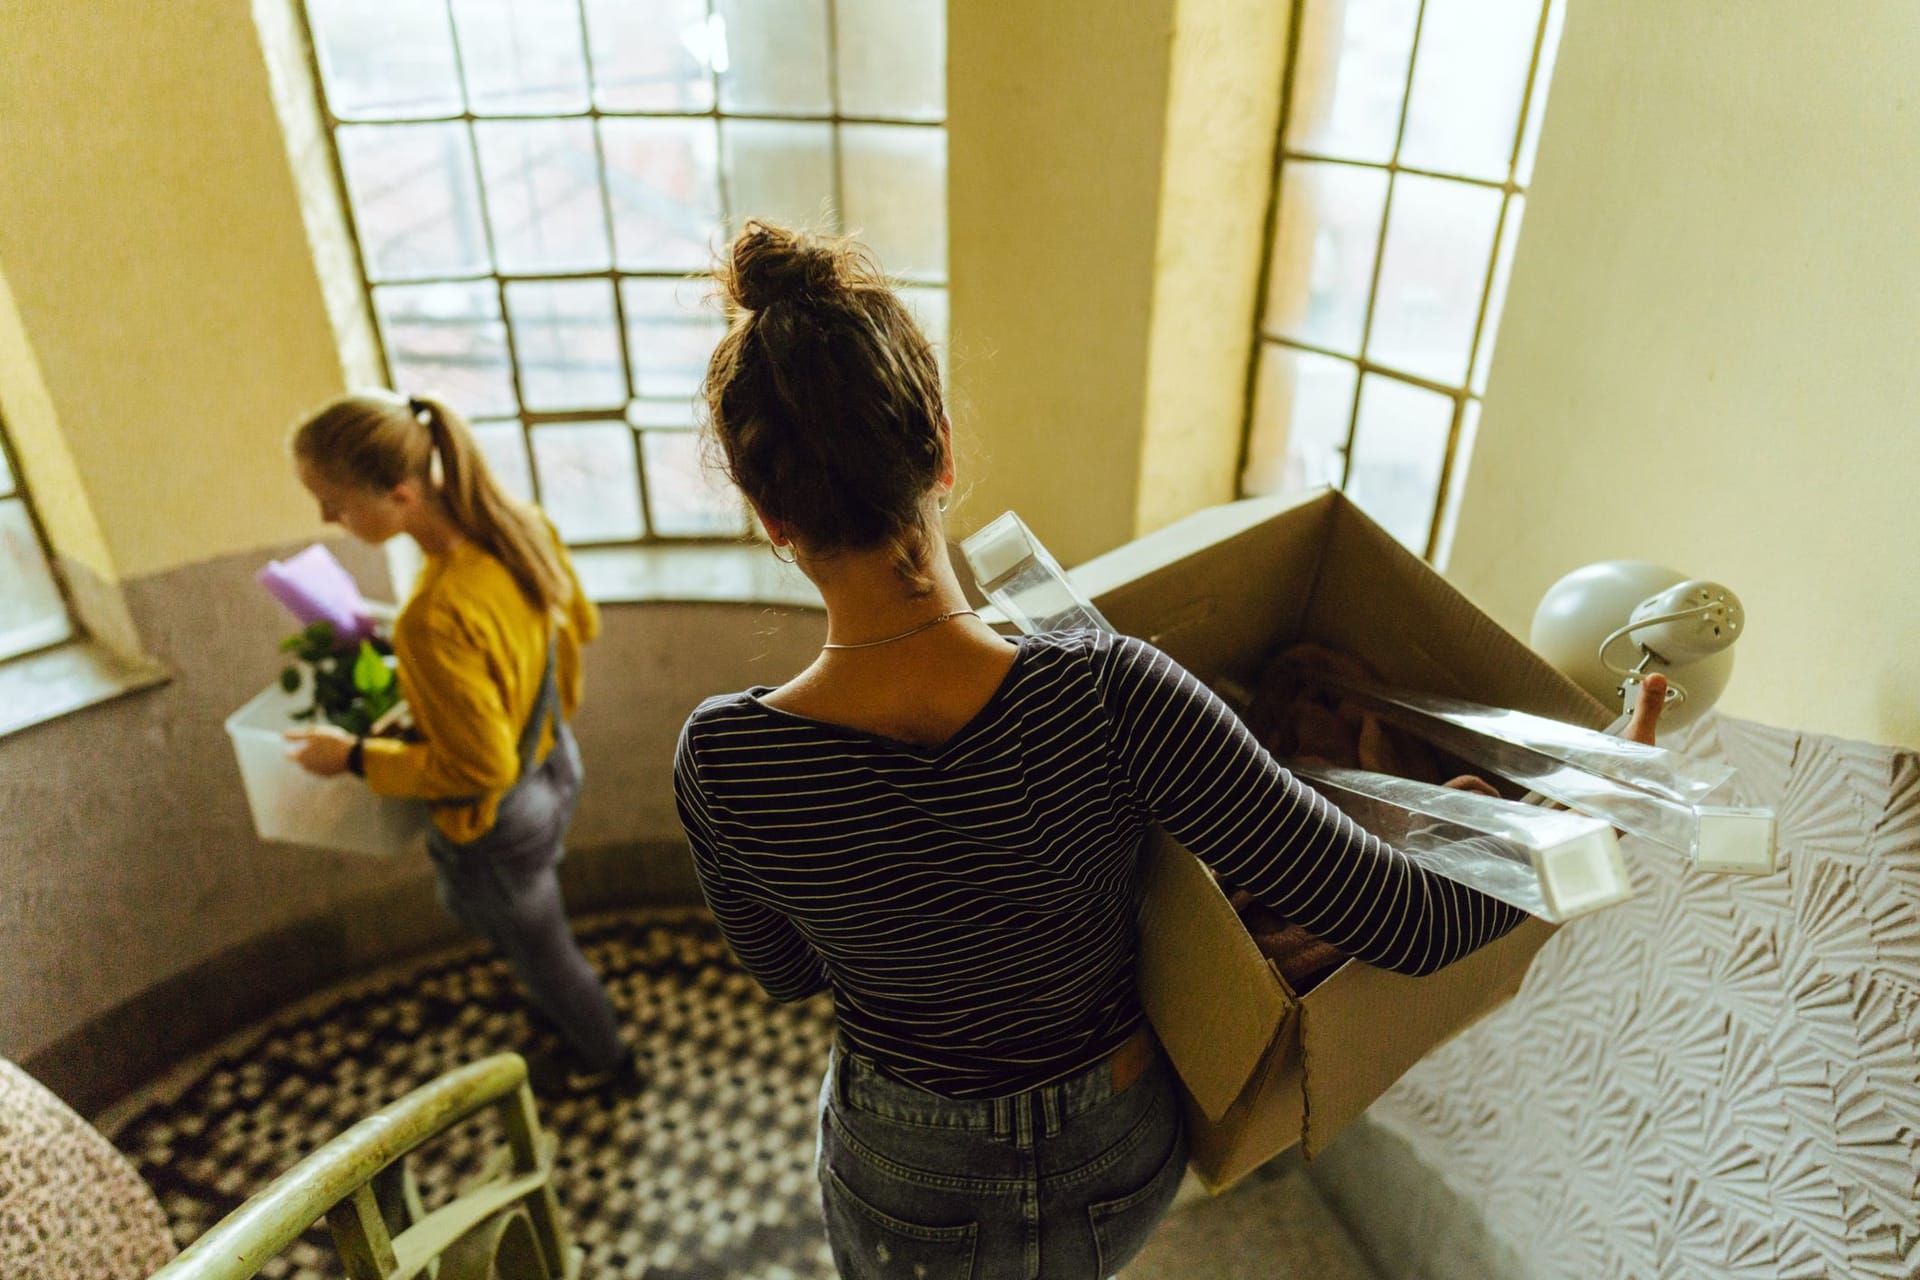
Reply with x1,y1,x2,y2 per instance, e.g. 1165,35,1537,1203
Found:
286,726,356,776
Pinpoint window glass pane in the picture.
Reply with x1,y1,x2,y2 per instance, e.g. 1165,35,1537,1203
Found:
450,0,590,116
1470,194,1524,396
308,0,946,547
1347,374,1454,554
531,424,643,542
1515,0,1565,186
1399,0,1544,181
642,431,746,537
374,282,518,417
469,420,534,503
600,119,723,272
721,120,837,233
308,0,464,121
1430,398,1479,571
581,0,714,111
1244,345,1358,496
898,285,949,349
622,279,724,401
1265,161,1389,357
338,123,491,281
835,0,945,121
506,281,627,411
840,125,947,280
0,499,71,659
474,120,610,274
628,397,699,433
897,284,950,388
715,0,832,115
1366,174,1502,385
1284,0,1421,164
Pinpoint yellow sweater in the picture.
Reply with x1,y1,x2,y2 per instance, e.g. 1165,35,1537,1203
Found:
362,530,600,842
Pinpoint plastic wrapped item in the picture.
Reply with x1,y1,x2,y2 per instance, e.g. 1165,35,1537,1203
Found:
960,511,1113,635
1303,671,1777,875
1292,764,1633,923
225,677,427,857
960,510,1635,922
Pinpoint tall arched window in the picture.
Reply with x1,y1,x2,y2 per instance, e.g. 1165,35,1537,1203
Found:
301,0,946,545
1244,0,1564,565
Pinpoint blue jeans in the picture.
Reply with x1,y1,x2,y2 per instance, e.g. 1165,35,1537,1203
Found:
427,725,625,1070
817,1036,1188,1280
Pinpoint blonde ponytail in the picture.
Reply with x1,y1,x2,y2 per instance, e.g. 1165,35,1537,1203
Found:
292,391,571,612
410,395,571,612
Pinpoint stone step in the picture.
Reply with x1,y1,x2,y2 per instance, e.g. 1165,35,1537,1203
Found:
1124,1155,1382,1280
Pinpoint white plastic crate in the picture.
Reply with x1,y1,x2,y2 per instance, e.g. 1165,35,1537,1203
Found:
225,680,428,857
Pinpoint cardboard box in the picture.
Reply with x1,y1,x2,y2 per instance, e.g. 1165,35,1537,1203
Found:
1074,489,1609,1190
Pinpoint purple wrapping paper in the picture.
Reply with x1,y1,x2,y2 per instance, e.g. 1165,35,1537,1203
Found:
257,544,373,646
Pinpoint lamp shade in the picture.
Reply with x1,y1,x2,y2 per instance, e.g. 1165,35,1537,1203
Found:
1530,560,1737,728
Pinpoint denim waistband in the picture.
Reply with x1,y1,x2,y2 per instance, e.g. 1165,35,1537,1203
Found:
830,1028,1159,1136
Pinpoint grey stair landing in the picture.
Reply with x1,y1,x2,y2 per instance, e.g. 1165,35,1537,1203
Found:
1125,1156,1382,1280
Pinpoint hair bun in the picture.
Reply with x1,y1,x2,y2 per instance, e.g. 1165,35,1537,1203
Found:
724,219,846,312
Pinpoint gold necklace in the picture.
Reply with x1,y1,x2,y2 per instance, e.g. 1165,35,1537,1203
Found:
820,609,980,651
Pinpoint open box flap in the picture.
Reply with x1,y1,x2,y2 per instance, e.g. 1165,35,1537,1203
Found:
1082,491,1336,682
1298,918,1557,1159
1305,498,1611,729
1136,832,1294,1123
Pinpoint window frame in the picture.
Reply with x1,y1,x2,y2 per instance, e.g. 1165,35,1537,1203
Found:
296,0,948,549
0,403,170,739
0,407,78,665
1240,0,1562,564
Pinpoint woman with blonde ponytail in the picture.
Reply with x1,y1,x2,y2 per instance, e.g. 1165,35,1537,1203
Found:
285,390,640,1095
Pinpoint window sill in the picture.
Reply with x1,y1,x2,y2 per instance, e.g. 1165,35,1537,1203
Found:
569,542,823,610
382,538,824,611
0,640,170,739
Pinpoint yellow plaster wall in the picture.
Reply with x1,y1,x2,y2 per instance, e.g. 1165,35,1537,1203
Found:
1448,0,1920,748
0,0,347,580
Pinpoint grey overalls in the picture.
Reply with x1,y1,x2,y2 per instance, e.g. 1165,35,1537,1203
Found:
425,631,625,1070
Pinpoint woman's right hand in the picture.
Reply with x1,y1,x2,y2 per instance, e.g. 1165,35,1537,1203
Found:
285,726,355,777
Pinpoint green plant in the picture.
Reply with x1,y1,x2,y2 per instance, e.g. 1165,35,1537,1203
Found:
279,621,401,737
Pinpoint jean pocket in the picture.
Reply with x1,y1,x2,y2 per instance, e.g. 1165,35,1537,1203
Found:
820,1165,978,1280
1087,1125,1188,1277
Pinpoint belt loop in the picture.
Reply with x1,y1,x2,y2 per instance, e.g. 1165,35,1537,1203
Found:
992,1095,1010,1140
1041,1087,1062,1138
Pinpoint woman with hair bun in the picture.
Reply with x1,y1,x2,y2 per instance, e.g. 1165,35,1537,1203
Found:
285,391,640,1096
676,220,1658,1277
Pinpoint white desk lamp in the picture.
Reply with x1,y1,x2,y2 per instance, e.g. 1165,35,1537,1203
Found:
1531,561,1773,874
1530,561,1745,730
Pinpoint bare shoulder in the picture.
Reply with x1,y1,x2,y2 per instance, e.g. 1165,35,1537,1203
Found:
756,660,829,715
763,631,1021,747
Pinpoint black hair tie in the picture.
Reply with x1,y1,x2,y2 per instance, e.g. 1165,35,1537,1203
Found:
406,395,429,418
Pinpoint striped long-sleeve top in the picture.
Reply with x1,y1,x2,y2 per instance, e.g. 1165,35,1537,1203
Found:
673,629,1525,1097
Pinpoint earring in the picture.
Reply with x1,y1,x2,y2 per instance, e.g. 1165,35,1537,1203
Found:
937,495,950,514
770,542,797,565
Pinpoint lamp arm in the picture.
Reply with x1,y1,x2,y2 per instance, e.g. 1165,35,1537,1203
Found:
1597,601,1728,676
